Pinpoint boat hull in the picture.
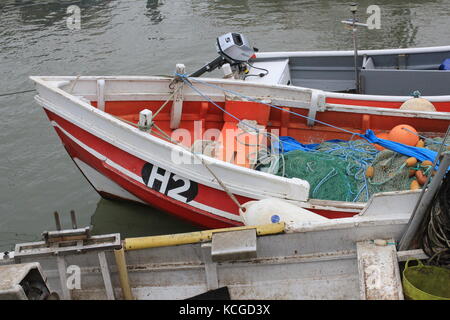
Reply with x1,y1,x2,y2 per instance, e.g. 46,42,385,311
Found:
41,101,366,228
44,108,358,229
31,75,449,229
45,110,248,229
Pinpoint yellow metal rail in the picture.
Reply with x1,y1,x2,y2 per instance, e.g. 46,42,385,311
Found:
123,222,285,251
114,248,134,300
114,223,284,300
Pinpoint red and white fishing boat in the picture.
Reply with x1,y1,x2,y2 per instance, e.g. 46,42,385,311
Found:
30,73,450,229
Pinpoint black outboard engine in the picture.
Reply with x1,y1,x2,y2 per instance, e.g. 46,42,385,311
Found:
189,32,256,77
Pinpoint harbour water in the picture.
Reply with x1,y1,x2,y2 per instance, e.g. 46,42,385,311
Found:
1,0,450,251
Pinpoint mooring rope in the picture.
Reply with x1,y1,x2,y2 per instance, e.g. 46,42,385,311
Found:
0,89,35,97
151,84,184,121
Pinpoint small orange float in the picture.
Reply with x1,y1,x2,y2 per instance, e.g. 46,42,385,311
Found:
415,170,427,185
421,160,433,167
405,157,418,167
388,124,419,146
410,180,420,190
365,166,374,178
416,139,425,148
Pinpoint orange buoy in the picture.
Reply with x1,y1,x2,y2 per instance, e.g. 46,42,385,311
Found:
373,132,390,151
388,124,419,146
421,160,433,167
405,157,418,167
415,170,427,185
416,139,425,148
365,166,374,178
410,180,421,190
408,169,416,177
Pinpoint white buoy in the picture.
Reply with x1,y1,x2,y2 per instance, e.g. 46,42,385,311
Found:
400,92,436,112
239,198,328,228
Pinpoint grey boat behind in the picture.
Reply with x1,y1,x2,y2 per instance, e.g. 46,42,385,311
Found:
250,45,450,96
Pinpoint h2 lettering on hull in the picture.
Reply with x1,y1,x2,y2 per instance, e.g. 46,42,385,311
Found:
141,163,198,203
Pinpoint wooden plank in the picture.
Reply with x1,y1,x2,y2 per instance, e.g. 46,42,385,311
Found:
397,249,428,262
201,243,218,291
98,251,115,300
57,256,71,300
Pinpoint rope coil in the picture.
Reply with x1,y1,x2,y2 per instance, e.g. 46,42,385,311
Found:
420,173,450,265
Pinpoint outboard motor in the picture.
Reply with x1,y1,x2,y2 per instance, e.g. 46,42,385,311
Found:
189,32,257,78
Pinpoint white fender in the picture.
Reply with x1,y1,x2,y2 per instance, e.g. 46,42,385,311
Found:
239,198,328,227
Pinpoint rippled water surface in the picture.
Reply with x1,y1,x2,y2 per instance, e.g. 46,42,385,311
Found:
1,0,450,250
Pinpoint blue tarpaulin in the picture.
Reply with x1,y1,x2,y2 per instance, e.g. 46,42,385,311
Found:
359,129,438,162
439,58,450,70
276,131,442,168
275,136,345,153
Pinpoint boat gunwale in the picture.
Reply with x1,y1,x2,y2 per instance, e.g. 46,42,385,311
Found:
31,74,450,103
255,44,450,59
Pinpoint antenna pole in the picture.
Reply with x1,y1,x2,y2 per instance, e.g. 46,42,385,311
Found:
350,3,360,93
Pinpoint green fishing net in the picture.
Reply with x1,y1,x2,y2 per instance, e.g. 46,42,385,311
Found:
423,136,450,152
267,137,443,202
275,139,376,202
366,150,412,197
280,149,361,202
